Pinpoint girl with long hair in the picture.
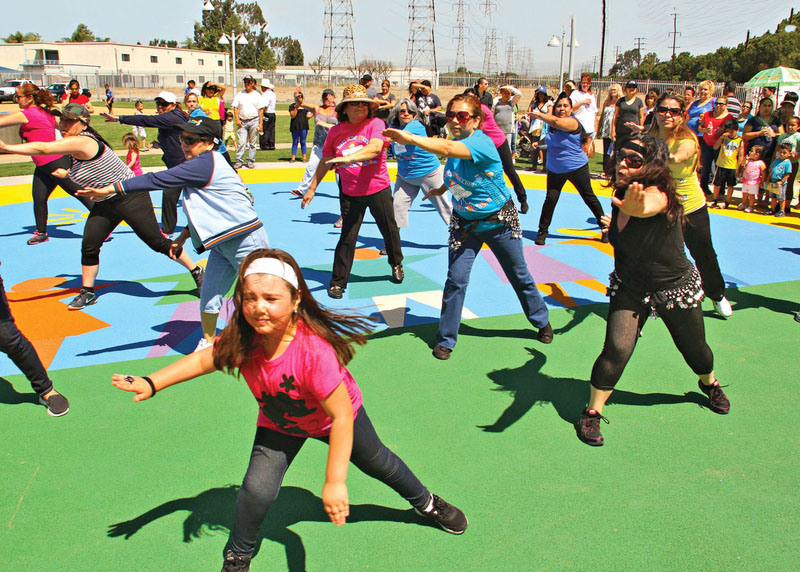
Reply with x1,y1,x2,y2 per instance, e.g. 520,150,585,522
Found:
577,134,729,446
111,248,468,571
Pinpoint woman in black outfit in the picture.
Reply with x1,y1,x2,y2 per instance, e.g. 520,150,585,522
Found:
576,135,729,447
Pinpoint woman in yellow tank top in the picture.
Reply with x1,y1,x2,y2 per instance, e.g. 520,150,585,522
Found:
649,93,732,318
198,81,226,121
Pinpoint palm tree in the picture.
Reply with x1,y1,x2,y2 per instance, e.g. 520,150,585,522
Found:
4,31,41,43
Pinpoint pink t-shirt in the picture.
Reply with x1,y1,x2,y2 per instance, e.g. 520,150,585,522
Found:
479,103,506,147
742,159,765,185
322,117,390,196
126,149,143,176
238,321,363,437
20,106,62,167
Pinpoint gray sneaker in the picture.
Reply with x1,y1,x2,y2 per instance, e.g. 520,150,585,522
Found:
246,161,255,169
39,392,69,417
233,161,244,170
68,288,97,310
221,550,251,572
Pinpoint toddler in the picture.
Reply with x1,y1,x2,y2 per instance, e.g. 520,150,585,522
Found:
122,133,143,176
132,100,148,151
776,115,800,212
738,145,766,213
766,143,793,217
711,119,743,209
222,110,237,151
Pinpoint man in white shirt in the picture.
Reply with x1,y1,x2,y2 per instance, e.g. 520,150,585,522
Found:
233,75,264,169
259,79,277,150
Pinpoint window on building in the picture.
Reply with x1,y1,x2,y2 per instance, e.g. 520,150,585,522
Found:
175,57,182,64
150,56,158,63
218,60,223,67
198,76,205,83
177,75,184,84
198,58,204,65
218,76,225,83
121,54,131,62
44,50,59,63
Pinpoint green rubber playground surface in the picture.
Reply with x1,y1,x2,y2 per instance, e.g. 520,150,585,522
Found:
2,280,799,571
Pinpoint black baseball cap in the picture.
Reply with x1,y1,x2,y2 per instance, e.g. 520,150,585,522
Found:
176,116,221,143
361,74,373,82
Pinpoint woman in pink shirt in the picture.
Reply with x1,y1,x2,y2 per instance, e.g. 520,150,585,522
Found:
301,84,405,299
0,83,91,244
112,249,468,570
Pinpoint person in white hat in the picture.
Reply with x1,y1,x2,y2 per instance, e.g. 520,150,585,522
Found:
259,78,277,150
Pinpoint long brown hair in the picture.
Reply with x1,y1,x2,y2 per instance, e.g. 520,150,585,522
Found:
19,83,55,110
648,93,698,147
213,249,375,374
446,94,485,127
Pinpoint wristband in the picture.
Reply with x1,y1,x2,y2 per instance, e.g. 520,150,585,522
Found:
142,376,156,397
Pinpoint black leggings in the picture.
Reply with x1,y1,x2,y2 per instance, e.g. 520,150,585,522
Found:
683,206,725,302
590,285,714,391
81,192,175,266
538,164,605,234
32,156,93,233
497,140,527,203
602,137,614,175
160,187,182,235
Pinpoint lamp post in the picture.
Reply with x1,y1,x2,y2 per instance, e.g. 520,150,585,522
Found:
203,1,267,91
547,17,579,92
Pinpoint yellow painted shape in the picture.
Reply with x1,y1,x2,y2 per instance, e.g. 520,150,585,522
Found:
574,278,610,294
0,183,73,206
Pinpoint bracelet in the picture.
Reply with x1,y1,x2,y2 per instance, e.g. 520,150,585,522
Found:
142,376,156,397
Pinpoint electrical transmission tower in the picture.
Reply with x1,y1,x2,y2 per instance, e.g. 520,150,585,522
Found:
481,1,498,78
505,36,516,75
454,0,466,71
405,1,438,83
323,1,356,82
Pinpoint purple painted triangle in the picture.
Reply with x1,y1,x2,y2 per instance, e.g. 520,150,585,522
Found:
481,244,597,284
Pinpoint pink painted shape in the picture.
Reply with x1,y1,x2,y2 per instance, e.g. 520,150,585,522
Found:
146,300,201,358
481,244,596,284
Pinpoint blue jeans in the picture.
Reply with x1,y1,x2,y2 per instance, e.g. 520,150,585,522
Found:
291,129,308,156
436,225,550,349
227,406,430,557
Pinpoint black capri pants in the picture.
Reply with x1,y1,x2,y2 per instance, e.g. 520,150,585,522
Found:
538,163,605,235
32,156,93,233
81,192,176,266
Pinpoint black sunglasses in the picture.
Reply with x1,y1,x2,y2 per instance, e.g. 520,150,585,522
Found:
656,105,683,116
715,101,727,106
616,151,645,168
180,133,203,145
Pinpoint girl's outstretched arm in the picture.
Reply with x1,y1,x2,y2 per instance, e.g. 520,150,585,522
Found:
319,382,354,526
111,346,217,402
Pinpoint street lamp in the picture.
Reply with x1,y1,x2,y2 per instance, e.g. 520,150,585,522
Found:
547,17,579,92
218,32,249,89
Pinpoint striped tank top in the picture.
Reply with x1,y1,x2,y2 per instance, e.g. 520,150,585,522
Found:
69,132,134,201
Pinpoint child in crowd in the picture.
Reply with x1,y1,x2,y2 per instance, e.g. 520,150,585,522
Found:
111,249,468,571
122,133,143,177
132,100,148,151
105,84,114,114
738,145,766,213
766,143,793,216
710,119,743,209
776,115,800,213
222,110,237,152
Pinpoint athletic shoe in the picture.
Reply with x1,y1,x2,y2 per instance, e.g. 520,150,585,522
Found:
414,494,468,534
709,201,719,208
246,161,255,169
391,265,404,284
27,231,49,245
191,266,205,292
39,392,69,417
697,379,730,414
537,322,554,344
333,216,343,228
745,207,754,213
534,231,547,246
68,288,97,310
328,285,343,299
576,408,608,446
794,311,800,323
520,200,529,214
775,210,786,218
712,296,732,318
194,337,212,353
233,161,244,170
379,247,387,256
221,550,251,572
720,202,729,209
737,203,747,211
764,209,775,216
432,344,452,360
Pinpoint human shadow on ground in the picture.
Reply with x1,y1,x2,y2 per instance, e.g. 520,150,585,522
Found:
0,377,38,406
107,485,432,572
478,348,707,432
291,212,341,225
0,224,84,241
710,286,796,318
356,235,444,252
76,320,199,357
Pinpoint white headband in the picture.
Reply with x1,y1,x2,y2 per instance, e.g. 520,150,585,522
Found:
243,258,299,289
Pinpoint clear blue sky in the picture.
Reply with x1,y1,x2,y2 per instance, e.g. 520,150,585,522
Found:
2,0,795,74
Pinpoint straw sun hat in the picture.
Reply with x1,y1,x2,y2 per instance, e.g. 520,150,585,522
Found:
335,84,378,112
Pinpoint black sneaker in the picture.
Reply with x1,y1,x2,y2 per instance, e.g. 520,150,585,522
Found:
520,200,529,214
576,408,608,446
697,380,730,414
328,285,343,299
68,288,97,310
414,494,468,534
39,392,69,417
221,550,251,572
191,266,204,292
391,264,404,283
537,322,553,344
432,344,452,360
535,231,547,246
27,231,49,245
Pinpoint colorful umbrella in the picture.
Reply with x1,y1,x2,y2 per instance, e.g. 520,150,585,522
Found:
743,66,800,87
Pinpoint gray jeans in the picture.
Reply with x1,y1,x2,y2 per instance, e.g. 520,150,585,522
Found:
393,167,452,228
236,118,259,163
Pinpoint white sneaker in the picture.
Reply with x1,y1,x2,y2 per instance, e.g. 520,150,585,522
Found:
713,297,733,318
194,337,212,352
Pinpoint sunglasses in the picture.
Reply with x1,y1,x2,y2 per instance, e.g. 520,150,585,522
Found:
398,109,413,115
445,110,475,123
616,151,645,168
656,105,683,116
347,101,369,107
180,134,203,145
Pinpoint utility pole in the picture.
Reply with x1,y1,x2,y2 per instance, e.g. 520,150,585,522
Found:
669,10,681,79
633,37,646,80
600,0,606,77
323,0,356,83
405,1,438,86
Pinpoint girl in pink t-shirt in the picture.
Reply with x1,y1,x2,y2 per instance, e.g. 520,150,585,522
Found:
112,249,468,569
739,145,766,213
122,133,143,176
0,82,90,244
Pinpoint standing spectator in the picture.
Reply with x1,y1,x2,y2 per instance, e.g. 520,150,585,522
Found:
291,89,338,197
737,101,753,136
697,96,733,196
105,91,189,236
766,143,793,216
198,81,226,129
723,81,742,119
492,85,522,159
683,86,695,109
288,91,313,163
762,86,778,108
474,77,494,107
742,98,780,167
778,92,798,128
375,80,397,121
527,87,553,172
185,80,201,98
777,113,800,212
570,73,598,157
259,79,277,150
686,80,715,135
598,83,621,177
360,74,378,98
62,79,94,113
411,80,445,136
710,119,744,209
104,84,114,114
642,88,659,129
232,75,263,170
131,100,148,151
612,81,644,149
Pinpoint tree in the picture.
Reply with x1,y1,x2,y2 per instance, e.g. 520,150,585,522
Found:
193,0,276,71
283,38,304,66
149,39,179,48
62,24,109,43
4,31,41,43
355,59,394,82
309,55,325,78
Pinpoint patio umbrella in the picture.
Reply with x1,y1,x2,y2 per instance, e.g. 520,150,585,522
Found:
743,66,800,87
